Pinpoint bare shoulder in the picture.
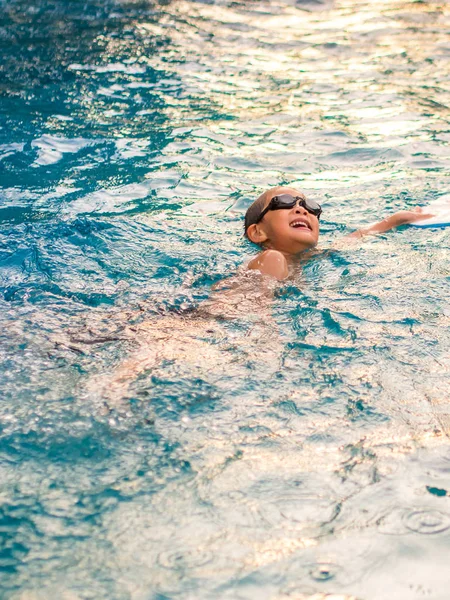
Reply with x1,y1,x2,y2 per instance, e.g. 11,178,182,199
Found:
247,249,288,280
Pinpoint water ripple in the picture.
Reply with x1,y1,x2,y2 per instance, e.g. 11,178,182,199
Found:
2,0,450,598
403,509,450,536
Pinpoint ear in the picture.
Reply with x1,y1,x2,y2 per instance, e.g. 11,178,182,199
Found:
246,223,269,244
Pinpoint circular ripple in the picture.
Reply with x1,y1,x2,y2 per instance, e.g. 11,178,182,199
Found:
257,495,338,534
403,509,450,535
283,558,353,592
157,548,213,570
309,562,338,582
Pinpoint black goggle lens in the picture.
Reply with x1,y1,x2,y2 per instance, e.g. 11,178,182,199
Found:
271,194,322,218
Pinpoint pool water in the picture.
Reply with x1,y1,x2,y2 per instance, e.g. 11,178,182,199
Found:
2,0,450,598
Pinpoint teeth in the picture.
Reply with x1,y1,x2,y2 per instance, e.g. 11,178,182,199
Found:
290,221,309,229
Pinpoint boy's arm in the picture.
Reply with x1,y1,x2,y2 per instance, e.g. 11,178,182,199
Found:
348,207,435,238
247,249,289,280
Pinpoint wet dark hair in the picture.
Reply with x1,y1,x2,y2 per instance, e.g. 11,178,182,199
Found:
244,191,269,237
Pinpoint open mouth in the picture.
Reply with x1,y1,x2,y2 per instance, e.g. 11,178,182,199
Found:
290,219,311,231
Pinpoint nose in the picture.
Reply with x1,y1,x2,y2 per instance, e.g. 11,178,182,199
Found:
294,201,308,214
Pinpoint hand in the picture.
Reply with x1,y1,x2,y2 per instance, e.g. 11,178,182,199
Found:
390,207,435,226
348,206,437,239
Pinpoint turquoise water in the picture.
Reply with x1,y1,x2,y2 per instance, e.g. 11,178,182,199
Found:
2,0,450,598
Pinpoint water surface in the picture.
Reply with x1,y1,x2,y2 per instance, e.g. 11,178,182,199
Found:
2,0,450,598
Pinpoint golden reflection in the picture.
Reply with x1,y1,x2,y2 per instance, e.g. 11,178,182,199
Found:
115,0,449,198
244,536,318,568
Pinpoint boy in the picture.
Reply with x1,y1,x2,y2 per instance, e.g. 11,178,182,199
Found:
245,186,434,280
87,185,434,404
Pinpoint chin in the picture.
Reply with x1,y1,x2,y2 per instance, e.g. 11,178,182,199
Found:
290,232,317,246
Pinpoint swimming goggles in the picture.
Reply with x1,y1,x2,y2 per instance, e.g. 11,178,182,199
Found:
256,194,322,222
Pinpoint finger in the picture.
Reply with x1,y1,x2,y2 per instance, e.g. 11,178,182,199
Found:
414,212,435,220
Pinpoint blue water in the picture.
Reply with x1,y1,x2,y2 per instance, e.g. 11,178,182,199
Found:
2,0,450,598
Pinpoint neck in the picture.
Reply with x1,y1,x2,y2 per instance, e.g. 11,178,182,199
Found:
265,242,313,257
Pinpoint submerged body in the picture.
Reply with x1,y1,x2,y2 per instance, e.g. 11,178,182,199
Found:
82,184,435,406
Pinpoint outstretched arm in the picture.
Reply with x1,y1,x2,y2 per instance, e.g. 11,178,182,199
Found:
348,207,435,238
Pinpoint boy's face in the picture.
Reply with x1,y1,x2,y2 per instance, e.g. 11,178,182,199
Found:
247,187,320,255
